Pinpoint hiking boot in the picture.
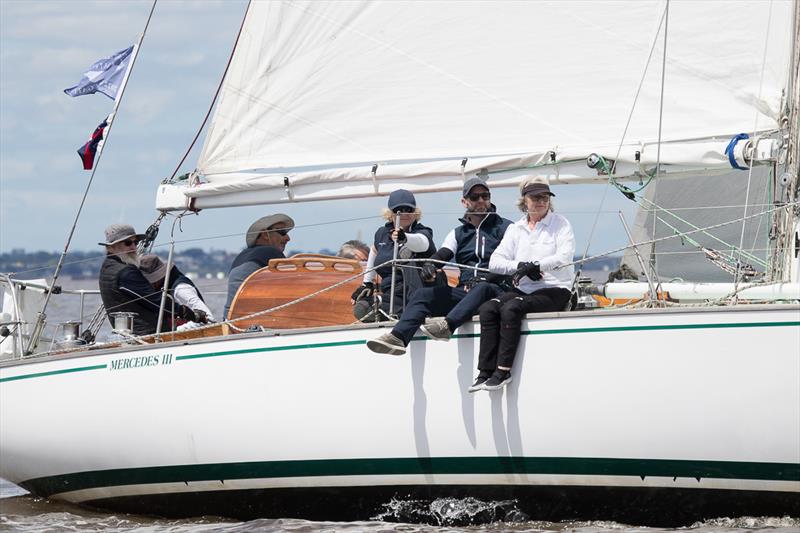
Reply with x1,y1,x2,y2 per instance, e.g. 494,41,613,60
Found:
468,371,493,393
420,317,451,341
483,369,512,391
366,332,406,356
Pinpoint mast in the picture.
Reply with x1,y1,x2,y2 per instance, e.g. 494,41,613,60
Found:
770,0,800,282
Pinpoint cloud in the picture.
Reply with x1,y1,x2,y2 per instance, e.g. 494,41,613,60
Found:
123,89,174,125
0,159,36,181
153,51,206,68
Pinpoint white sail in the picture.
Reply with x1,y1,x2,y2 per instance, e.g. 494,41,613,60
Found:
157,0,793,209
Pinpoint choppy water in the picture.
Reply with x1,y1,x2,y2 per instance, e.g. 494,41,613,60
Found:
2,280,799,532
1,478,798,533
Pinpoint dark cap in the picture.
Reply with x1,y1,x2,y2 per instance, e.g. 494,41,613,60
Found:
521,182,555,197
462,176,489,197
388,189,416,210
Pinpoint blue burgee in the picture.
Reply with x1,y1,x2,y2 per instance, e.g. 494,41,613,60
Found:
64,46,134,100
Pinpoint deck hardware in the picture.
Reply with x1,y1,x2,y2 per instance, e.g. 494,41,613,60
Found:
283,176,294,201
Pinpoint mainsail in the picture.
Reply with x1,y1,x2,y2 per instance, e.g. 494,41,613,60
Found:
156,0,794,210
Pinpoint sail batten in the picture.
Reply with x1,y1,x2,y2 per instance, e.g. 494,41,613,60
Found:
165,0,794,210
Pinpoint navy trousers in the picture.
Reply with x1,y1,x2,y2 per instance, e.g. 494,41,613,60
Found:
391,282,503,345
477,287,571,371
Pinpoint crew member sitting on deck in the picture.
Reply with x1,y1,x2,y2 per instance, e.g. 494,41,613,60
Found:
223,213,294,319
139,254,213,329
351,189,435,321
98,223,195,336
338,239,370,262
469,177,575,392
366,177,513,356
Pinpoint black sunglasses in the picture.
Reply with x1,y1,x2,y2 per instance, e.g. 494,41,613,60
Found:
267,228,290,236
467,192,491,201
392,206,415,214
122,238,139,246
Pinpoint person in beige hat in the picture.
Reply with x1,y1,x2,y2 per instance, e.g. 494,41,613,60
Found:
98,223,195,335
223,213,295,319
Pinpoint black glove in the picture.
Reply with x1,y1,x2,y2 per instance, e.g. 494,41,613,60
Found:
421,262,438,282
176,304,195,321
394,227,407,244
462,276,486,291
351,282,375,302
512,261,541,286
192,309,210,323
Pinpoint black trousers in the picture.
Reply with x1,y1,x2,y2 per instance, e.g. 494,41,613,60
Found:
477,287,572,371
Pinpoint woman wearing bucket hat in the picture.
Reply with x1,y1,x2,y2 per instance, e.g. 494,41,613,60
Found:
351,189,435,320
140,255,214,328
469,177,575,392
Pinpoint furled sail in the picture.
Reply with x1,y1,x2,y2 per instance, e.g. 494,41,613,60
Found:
158,0,794,210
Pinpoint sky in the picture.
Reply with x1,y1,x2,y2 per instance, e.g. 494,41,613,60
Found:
0,0,637,263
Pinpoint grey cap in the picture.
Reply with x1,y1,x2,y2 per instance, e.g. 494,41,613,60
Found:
246,213,295,248
388,189,416,210
462,176,489,197
98,223,145,246
139,254,168,284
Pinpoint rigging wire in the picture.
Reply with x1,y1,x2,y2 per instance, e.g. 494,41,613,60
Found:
26,0,158,355
166,0,252,181
734,0,774,293
578,1,668,281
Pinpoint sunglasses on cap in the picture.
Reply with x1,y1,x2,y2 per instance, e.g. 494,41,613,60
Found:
392,206,415,214
467,192,491,201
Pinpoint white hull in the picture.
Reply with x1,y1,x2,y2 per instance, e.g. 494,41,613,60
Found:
1,305,798,523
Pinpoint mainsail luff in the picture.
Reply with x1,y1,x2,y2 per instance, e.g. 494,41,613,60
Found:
155,0,795,211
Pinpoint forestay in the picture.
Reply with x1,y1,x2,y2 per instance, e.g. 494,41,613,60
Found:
158,0,794,210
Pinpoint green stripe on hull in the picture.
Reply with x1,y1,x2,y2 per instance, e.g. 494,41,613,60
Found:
2,320,798,383
0,364,106,383
20,456,800,498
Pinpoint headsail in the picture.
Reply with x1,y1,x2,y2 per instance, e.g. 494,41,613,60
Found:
158,0,794,210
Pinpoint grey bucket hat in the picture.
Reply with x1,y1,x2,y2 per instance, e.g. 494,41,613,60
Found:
98,223,145,246
139,254,168,284
245,213,295,248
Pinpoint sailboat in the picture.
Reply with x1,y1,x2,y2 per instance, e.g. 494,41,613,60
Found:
1,0,799,525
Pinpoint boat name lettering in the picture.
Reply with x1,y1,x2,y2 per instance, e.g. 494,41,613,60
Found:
109,353,173,371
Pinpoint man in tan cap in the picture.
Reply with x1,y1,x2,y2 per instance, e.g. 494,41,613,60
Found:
98,223,198,335
223,213,294,319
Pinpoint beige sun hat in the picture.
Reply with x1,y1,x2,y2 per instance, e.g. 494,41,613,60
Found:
98,223,145,246
245,214,295,248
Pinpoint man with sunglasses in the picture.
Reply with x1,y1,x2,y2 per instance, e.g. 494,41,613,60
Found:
367,177,513,355
99,223,198,336
223,213,294,319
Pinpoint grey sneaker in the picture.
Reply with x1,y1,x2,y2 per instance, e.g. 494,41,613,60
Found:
420,317,451,341
483,369,512,391
467,371,493,393
366,332,406,355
